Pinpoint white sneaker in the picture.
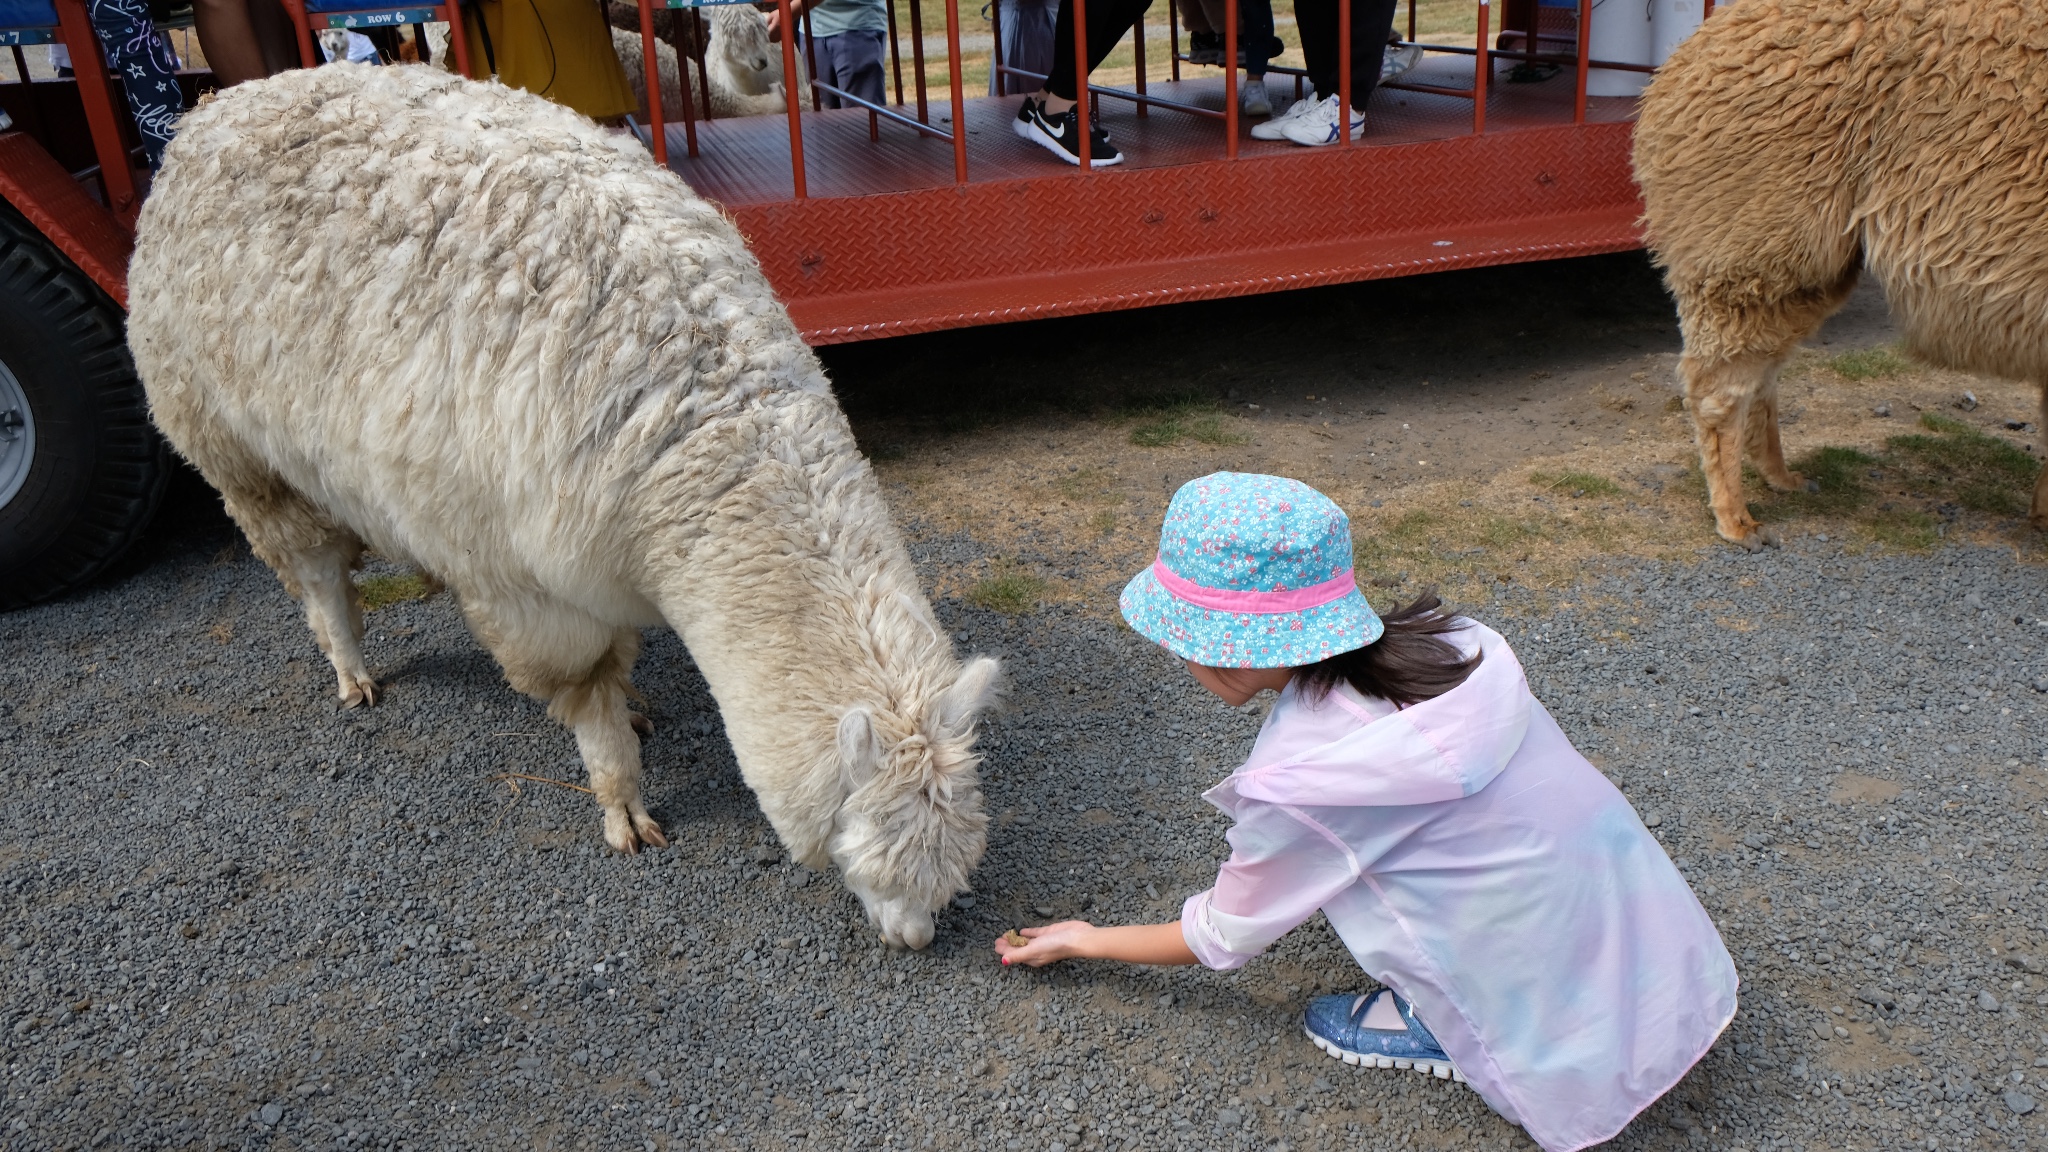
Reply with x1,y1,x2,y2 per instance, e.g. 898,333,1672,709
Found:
1381,43,1423,83
1250,95,1315,140
1279,93,1364,146
1240,77,1271,117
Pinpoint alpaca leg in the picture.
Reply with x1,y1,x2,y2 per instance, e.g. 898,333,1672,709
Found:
469,601,665,852
215,471,378,706
554,638,668,854
2034,385,2048,532
1683,351,1774,550
1744,373,1814,496
1745,268,1860,501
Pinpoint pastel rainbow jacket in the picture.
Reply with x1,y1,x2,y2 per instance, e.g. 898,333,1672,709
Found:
1179,622,1737,1152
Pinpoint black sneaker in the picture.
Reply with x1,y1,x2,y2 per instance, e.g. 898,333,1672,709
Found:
1014,94,1043,138
1187,30,1222,64
1014,99,1123,166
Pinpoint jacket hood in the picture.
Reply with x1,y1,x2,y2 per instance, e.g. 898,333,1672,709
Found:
1229,622,1531,808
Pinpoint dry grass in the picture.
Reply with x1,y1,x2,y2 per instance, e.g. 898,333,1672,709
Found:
357,572,435,611
1528,470,1623,498
866,342,2048,621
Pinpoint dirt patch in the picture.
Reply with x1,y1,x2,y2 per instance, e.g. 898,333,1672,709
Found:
827,256,2045,620
1830,773,1904,805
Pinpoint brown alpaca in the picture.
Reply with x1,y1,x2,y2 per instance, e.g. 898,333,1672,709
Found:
1633,0,2048,550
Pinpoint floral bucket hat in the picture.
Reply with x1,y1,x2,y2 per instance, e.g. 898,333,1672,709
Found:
1120,472,1383,669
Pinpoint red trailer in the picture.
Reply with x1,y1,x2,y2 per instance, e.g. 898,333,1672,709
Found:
0,0,1675,605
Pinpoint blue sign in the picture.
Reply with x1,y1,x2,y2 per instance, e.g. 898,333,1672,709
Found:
324,8,437,27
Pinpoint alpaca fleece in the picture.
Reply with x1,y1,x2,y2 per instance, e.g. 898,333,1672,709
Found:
127,63,995,950
702,5,813,107
614,27,794,121
1634,0,2048,549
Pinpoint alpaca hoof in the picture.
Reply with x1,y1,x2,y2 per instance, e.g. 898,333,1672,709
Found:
1758,526,1783,547
338,674,379,708
629,712,654,738
635,816,669,849
1730,532,1766,553
603,808,668,854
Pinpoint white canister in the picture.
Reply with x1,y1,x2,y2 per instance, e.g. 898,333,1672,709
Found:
1586,0,1652,97
1650,0,1704,63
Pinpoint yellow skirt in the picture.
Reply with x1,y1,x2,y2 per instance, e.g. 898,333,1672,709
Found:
459,0,638,122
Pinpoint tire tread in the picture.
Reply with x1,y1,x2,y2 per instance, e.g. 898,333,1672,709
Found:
0,201,166,610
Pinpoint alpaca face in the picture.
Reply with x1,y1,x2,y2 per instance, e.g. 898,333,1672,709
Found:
829,657,999,949
711,7,776,80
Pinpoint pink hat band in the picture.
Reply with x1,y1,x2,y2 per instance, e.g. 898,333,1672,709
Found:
1150,556,1360,615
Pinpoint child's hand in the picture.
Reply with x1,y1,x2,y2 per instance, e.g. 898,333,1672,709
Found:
994,921,1095,967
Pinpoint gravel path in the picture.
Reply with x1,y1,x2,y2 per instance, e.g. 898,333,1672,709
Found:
6,477,2048,1152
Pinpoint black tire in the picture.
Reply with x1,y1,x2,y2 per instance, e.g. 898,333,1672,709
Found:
0,202,166,610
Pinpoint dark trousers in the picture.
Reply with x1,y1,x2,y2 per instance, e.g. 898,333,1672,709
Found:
812,29,887,108
86,0,184,167
1178,0,1280,76
1297,0,1397,109
1045,0,1154,100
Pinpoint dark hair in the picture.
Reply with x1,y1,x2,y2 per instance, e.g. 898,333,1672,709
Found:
1295,590,1481,708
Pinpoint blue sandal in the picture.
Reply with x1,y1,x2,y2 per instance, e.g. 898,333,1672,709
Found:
1303,990,1465,1082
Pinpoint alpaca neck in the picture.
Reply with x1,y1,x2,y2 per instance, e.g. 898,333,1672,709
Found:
644,424,946,868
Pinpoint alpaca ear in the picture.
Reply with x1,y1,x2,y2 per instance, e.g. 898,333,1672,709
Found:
936,656,1001,736
837,706,883,791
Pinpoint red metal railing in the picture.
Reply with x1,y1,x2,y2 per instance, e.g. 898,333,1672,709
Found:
641,0,964,193
49,0,138,225
635,0,1686,196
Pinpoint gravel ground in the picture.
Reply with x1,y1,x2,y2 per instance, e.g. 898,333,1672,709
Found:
8,466,2048,1152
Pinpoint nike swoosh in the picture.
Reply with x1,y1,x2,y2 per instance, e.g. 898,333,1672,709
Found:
1040,117,1066,139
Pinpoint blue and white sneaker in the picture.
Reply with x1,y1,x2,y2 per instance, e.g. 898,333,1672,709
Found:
1303,990,1465,1082
1279,93,1366,147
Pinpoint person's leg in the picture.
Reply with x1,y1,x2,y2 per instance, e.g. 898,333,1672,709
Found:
1240,0,1275,72
1297,0,1335,98
1022,0,1145,162
248,0,303,76
86,0,183,167
1343,0,1395,109
193,0,271,86
813,33,846,108
841,28,886,106
194,0,298,86
1300,0,1395,107
1182,0,1217,61
1044,0,1153,102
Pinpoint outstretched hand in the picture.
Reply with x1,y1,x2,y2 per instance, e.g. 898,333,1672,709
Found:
994,921,1096,967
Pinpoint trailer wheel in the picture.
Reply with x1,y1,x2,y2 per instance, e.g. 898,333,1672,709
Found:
0,204,166,610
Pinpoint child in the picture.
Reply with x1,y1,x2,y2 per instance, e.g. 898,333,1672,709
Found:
994,472,1737,1152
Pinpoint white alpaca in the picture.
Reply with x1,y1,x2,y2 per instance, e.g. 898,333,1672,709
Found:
703,5,811,108
613,27,791,120
424,17,807,119
127,64,995,950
